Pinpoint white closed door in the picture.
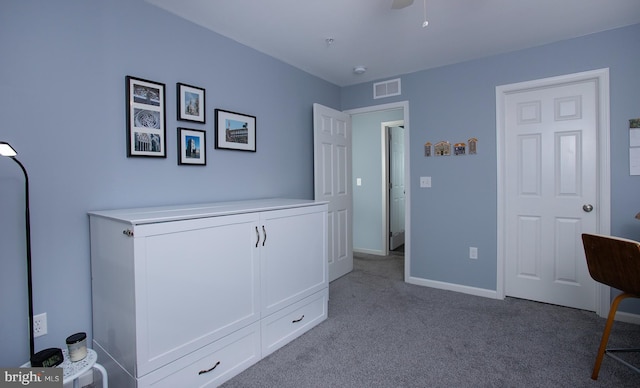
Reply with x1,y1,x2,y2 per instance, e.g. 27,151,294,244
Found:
313,103,353,281
504,78,599,310
389,125,405,250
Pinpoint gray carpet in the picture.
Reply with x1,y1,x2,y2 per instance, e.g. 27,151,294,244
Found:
222,251,640,387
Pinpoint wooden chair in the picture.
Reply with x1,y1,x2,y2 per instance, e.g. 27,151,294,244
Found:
581,233,640,380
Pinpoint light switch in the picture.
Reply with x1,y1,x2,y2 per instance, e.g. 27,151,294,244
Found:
470,247,478,259
420,176,431,188
356,178,362,186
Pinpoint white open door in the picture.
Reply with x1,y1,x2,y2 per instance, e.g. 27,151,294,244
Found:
388,124,405,251
313,103,353,282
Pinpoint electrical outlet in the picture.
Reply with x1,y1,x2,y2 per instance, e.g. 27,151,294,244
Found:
420,176,431,188
33,313,47,337
469,247,478,259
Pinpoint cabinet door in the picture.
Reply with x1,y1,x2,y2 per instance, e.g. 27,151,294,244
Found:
260,205,328,316
134,213,260,376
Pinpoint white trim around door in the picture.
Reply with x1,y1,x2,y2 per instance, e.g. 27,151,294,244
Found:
346,101,411,281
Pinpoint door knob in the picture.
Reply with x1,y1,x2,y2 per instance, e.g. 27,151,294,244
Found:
583,204,594,212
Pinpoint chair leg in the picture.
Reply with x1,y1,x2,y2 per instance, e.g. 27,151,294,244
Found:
592,292,634,380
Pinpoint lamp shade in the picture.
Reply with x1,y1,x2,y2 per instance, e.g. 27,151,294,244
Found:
0,141,18,157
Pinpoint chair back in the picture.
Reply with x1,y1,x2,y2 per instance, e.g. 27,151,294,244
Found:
582,233,640,295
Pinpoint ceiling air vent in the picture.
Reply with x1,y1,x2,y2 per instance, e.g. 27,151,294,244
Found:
373,78,401,99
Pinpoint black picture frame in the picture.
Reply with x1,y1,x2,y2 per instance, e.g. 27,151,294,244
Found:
214,109,256,152
178,128,206,166
177,83,206,123
126,76,166,157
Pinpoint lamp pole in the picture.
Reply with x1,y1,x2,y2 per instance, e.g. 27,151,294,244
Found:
0,142,35,358
12,157,35,358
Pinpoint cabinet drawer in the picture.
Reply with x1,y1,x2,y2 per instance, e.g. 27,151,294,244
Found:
261,288,328,357
140,322,261,387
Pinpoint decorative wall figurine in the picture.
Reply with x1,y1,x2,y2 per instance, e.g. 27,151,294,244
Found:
468,137,478,155
454,142,466,155
424,142,432,157
434,141,451,156
629,119,640,175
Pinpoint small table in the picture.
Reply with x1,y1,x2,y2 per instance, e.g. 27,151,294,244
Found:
60,349,108,387
23,348,108,388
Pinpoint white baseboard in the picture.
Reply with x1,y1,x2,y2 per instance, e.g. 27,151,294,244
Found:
406,276,640,326
406,276,500,300
615,311,640,325
353,248,385,256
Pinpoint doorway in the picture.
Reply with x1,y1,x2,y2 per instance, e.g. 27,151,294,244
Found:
347,101,410,280
496,69,611,316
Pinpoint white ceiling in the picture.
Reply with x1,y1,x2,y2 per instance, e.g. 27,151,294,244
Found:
146,0,640,87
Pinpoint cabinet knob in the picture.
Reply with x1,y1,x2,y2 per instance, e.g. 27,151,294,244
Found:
122,229,134,237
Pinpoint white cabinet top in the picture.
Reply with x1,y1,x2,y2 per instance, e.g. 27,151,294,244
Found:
88,198,327,225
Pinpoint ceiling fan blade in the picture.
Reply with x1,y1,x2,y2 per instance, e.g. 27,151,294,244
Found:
391,0,414,9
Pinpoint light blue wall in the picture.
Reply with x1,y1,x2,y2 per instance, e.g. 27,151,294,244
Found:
0,0,340,366
342,24,640,301
2,0,639,369
352,109,403,253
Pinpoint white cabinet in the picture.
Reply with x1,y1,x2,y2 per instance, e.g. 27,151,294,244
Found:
89,199,328,388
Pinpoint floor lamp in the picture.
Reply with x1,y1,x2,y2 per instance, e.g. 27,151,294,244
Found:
1,141,63,367
0,141,36,361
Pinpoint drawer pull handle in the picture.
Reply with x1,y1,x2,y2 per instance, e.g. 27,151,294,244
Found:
255,226,260,247
292,315,305,323
123,229,134,237
262,225,267,246
198,361,221,375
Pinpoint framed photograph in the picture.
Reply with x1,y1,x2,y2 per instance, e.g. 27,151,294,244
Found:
126,76,166,157
215,109,256,152
177,83,205,123
178,128,206,165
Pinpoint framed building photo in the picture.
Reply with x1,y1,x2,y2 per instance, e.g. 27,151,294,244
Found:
126,76,166,157
177,83,205,123
215,109,256,152
178,128,206,165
